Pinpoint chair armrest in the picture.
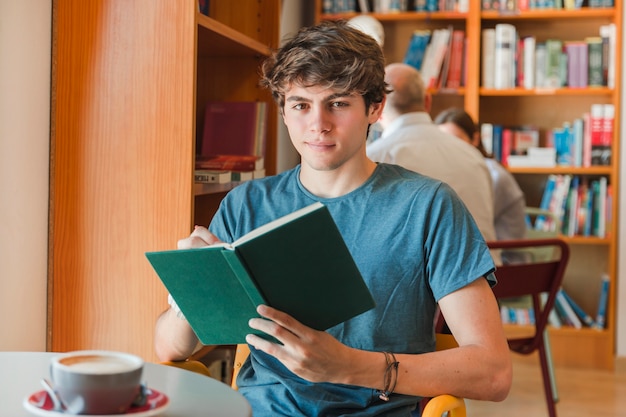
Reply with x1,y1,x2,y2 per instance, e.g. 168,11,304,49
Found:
421,394,466,417
160,359,212,378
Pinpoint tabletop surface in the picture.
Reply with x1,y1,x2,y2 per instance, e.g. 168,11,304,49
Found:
0,351,252,417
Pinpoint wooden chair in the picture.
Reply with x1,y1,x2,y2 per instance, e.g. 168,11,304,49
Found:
488,238,569,417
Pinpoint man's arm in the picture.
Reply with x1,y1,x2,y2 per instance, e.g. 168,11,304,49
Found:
246,277,512,402
154,225,223,361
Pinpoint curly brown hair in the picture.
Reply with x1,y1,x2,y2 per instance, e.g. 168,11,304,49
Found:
260,20,390,114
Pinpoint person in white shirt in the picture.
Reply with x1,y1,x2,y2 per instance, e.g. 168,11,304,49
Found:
434,107,527,245
367,63,497,244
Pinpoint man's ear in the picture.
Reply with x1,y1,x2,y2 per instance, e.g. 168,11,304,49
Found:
369,96,386,123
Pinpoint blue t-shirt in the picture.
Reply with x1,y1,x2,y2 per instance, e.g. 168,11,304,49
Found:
208,163,495,417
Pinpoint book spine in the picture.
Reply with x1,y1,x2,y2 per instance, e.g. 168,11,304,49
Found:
555,289,582,328
404,30,431,71
560,288,595,327
445,30,465,88
194,171,231,184
586,37,604,87
589,103,605,165
599,103,614,166
494,23,516,89
544,39,563,88
480,123,494,156
522,36,535,89
482,28,496,88
593,274,610,330
534,42,547,88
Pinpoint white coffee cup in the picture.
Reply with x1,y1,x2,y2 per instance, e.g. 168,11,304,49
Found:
50,350,144,415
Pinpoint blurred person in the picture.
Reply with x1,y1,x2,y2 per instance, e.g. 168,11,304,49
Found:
434,108,526,243
367,63,497,244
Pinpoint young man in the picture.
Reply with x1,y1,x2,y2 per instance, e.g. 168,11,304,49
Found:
155,21,511,417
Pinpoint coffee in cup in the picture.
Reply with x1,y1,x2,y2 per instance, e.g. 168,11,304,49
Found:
50,350,144,415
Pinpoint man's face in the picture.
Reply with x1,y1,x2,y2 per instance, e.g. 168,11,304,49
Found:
281,84,382,172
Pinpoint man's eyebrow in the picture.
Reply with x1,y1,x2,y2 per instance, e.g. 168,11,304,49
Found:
285,92,355,103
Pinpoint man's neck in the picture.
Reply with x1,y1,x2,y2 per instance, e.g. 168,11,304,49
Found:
299,158,377,199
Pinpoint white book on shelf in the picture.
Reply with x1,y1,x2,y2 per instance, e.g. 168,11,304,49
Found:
420,27,452,89
481,28,496,89
480,123,494,156
534,42,547,89
522,36,536,89
494,23,517,89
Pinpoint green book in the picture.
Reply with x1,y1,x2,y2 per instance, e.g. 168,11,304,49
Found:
146,202,375,345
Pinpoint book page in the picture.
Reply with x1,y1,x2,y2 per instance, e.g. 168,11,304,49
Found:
232,202,324,247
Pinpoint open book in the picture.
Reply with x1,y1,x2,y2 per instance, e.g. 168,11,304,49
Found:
146,202,375,345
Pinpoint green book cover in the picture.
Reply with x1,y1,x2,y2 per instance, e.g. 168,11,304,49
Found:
146,202,375,345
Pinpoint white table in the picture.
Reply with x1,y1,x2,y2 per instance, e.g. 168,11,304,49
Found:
0,352,252,417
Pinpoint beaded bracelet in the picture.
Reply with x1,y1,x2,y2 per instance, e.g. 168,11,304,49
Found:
378,351,399,401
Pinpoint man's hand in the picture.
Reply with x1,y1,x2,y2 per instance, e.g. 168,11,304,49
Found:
245,305,356,384
178,225,222,249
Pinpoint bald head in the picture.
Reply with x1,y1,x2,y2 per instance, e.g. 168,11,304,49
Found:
383,63,428,117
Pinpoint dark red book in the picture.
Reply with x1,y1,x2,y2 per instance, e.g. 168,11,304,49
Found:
195,154,264,171
201,101,267,158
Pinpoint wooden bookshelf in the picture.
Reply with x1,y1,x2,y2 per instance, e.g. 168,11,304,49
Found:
316,1,621,370
50,0,280,361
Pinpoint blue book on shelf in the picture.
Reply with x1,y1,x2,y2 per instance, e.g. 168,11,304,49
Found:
593,274,610,330
404,30,431,71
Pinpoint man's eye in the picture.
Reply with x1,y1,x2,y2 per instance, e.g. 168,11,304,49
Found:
293,103,307,110
331,101,348,108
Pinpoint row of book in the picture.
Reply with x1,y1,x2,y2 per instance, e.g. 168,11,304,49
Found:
482,103,614,168
501,278,610,330
323,0,611,13
322,0,468,13
482,23,616,90
532,174,612,238
483,0,614,11
194,154,266,195
404,27,466,89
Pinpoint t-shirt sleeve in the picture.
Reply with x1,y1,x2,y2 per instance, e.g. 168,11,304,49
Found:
423,182,497,302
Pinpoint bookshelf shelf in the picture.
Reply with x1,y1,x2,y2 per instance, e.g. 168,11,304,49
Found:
315,0,620,370
197,14,272,57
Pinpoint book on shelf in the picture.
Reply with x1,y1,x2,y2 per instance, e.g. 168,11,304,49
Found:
196,154,264,171
403,30,431,72
494,23,516,90
599,23,616,89
146,202,376,345
544,39,564,88
480,123,494,156
534,42,547,88
554,289,582,329
194,170,231,184
481,28,496,88
586,37,604,87
420,26,452,89
444,30,466,89
593,273,610,330
522,36,535,89
201,101,268,158
230,168,266,182
559,288,595,327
